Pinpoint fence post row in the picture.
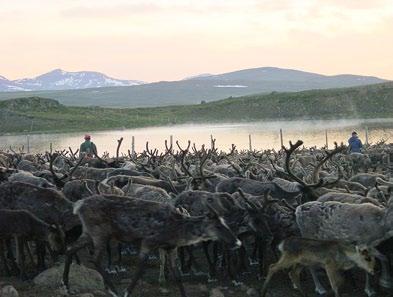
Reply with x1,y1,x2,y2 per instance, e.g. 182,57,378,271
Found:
22,127,374,156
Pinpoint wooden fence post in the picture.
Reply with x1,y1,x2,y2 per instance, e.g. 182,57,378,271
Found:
365,126,369,145
131,136,135,155
280,129,284,148
325,130,328,149
249,134,252,151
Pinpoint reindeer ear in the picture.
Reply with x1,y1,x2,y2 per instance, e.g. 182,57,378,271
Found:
48,224,57,232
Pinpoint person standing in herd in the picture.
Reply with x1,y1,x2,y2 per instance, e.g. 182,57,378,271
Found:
348,131,363,153
79,134,97,159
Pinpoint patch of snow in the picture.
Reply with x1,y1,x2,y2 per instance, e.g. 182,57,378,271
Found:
183,73,213,80
214,85,248,88
7,85,31,91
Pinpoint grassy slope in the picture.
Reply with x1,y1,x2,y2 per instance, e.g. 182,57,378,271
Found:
0,82,392,134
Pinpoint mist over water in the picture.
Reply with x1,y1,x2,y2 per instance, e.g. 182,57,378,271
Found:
1,119,393,155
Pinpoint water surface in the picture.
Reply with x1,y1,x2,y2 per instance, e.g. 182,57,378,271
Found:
2,119,393,155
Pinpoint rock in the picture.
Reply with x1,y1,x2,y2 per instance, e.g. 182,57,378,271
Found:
198,284,209,294
77,294,95,297
246,288,259,297
210,287,225,297
33,263,104,292
0,285,19,297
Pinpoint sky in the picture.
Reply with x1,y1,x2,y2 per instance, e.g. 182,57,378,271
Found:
1,0,393,82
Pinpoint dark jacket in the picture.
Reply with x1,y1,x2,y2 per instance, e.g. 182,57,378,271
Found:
80,140,97,157
348,136,362,153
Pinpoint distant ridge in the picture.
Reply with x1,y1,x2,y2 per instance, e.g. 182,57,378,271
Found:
0,66,388,108
186,67,384,84
0,69,143,91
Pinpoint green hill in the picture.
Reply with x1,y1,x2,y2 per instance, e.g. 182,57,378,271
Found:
1,82,392,134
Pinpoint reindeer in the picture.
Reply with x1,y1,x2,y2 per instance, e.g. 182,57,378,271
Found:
296,200,393,296
8,171,56,188
261,237,376,297
62,195,241,297
0,209,65,279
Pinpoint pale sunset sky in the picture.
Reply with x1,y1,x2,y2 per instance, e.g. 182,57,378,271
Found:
1,0,392,82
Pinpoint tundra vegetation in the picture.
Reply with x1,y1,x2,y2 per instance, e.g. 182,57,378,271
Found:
1,136,393,297
0,81,393,134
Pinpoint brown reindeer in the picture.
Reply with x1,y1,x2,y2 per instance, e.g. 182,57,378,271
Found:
261,237,376,297
62,195,241,297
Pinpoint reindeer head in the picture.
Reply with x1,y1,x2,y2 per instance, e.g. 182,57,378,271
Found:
203,203,242,250
353,246,376,275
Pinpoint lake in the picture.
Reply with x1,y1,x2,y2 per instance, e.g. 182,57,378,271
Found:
1,118,393,155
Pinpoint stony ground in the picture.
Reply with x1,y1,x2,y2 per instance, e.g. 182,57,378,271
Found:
2,261,393,297
1,246,393,297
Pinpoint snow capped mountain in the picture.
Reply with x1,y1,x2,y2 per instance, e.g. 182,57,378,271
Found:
182,73,213,80
0,75,27,92
0,69,144,92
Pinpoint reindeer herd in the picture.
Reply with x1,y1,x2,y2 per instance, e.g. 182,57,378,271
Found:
1,137,393,297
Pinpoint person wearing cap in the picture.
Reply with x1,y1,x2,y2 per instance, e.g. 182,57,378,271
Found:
80,134,97,158
348,131,363,153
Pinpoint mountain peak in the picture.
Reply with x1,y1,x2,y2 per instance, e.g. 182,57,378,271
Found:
3,69,144,91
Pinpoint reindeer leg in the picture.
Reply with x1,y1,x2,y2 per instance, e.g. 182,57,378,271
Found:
238,244,248,273
73,253,81,265
325,264,342,297
310,268,327,295
159,248,167,286
0,240,11,276
168,248,187,297
36,240,47,272
62,233,92,293
17,237,27,280
117,243,123,264
124,250,149,296
376,252,393,288
179,247,188,274
203,242,216,281
260,256,293,297
24,241,35,267
364,273,376,297
5,239,18,275
91,241,118,297
250,236,259,265
258,237,269,279
288,265,305,296
106,240,112,268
